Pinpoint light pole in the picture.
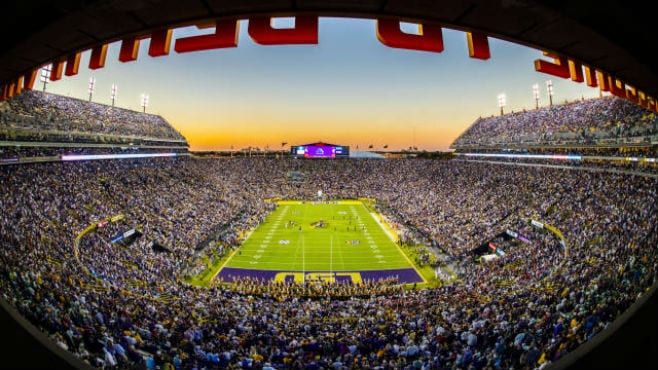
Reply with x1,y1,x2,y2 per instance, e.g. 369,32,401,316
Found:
140,93,149,113
498,93,506,116
88,77,95,102
40,65,51,92
532,83,540,109
546,80,554,107
111,84,118,107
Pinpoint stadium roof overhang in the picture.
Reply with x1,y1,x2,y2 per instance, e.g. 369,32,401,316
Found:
1,1,656,99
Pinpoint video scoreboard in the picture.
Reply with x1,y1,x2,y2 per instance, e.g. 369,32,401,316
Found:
290,143,350,158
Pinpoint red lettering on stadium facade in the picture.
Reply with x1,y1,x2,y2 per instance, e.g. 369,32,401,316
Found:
116,29,175,62
376,19,444,53
467,32,490,60
50,59,65,81
0,16,655,112
89,44,109,70
118,36,141,62
248,16,319,45
65,53,82,76
534,51,657,112
2,69,36,99
567,60,584,83
23,70,37,91
149,29,173,57
534,52,570,79
174,20,240,53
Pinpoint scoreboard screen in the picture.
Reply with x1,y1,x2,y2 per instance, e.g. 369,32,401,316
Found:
290,144,349,158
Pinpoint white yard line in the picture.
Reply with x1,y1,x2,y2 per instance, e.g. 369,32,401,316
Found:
369,212,397,243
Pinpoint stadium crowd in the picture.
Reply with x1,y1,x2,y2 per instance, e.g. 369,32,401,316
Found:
451,96,658,148
1,156,657,370
0,90,187,144
227,276,404,299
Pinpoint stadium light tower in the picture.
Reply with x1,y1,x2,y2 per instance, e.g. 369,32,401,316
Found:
111,84,118,107
88,77,96,102
40,65,51,92
141,93,149,113
532,83,540,109
497,93,506,116
546,80,554,107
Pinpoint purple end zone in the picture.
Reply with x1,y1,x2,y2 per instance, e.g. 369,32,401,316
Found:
216,267,423,284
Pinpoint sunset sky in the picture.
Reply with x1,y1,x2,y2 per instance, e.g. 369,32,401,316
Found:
43,17,603,152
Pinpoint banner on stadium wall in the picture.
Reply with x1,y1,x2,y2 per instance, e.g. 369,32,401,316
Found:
97,214,125,228
488,242,506,256
504,229,531,244
517,234,531,243
110,214,125,222
529,219,568,256
480,254,499,262
111,228,142,246
543,224,564,240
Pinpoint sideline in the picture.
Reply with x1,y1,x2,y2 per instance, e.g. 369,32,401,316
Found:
365,205,427,285
368,212,398,243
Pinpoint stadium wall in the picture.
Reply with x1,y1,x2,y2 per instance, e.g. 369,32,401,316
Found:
547,282,658,370
0,298,93,370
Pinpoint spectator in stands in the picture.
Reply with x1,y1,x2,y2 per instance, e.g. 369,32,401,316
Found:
0,156,656,369
452,95,657,148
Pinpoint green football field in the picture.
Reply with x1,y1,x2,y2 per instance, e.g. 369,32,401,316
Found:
216,200,423,284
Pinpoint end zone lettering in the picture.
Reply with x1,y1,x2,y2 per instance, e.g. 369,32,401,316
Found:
274,272,363,284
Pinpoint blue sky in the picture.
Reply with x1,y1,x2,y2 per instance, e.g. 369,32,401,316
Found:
43,17,603,151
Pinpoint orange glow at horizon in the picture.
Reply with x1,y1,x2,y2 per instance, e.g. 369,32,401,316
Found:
172,111,466,152
182,126,463,152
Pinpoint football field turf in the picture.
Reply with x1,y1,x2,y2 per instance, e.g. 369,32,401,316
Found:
216,200,424,284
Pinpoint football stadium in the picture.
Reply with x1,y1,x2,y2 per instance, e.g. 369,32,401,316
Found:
1,2,658,370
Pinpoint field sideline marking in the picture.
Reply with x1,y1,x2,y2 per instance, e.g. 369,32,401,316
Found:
211,244,242,282
368,211,398,243
365,204,427,284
